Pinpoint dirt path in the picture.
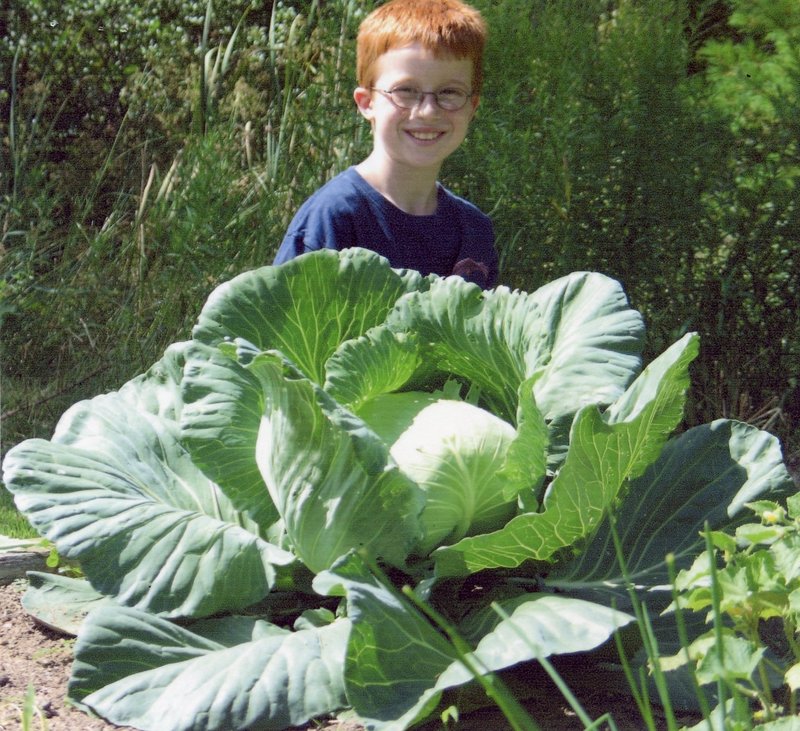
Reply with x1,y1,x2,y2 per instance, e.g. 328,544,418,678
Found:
0,579,130,730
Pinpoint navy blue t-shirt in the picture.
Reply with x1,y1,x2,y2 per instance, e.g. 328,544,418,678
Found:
274,167,497,287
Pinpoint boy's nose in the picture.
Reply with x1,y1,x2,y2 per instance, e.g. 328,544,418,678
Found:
413,92,441,115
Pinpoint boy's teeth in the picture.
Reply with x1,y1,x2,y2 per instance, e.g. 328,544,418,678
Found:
410,131,440,140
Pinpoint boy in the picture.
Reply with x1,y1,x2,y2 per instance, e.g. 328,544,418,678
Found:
273,0,498,288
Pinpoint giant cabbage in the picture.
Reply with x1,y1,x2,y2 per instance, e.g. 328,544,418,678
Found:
2,248,794,731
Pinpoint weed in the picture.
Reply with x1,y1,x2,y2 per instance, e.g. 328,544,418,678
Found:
0,686,49,731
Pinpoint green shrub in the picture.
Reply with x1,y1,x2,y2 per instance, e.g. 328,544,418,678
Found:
667,496,800,723
685,0,800,441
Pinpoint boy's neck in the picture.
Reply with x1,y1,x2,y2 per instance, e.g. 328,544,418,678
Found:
355,156,440,216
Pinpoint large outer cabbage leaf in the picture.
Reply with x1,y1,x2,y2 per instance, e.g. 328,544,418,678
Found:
69,606,349,730
386,272,645,428
180,342,283,532
546,419,795,615
252,353,424,573
117,340,187,421
315,552,633,730
22,572,114,636
3,347,295,618
192,248,425,385
315,553,458,728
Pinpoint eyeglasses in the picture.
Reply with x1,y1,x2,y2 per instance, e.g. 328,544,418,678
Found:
371,86,475,111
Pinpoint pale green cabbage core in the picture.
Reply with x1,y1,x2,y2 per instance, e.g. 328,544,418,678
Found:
359,394,519,555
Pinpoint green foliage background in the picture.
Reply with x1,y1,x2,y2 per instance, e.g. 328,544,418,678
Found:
1,0,798,492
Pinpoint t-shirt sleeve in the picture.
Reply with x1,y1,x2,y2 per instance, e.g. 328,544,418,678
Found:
273,192,358,265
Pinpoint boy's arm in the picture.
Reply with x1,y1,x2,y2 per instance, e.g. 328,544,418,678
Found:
452,212,498,288
273,198,359,265
452,257,490,283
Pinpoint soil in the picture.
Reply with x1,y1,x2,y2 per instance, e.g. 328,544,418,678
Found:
0,576,705,731
0,579,126,731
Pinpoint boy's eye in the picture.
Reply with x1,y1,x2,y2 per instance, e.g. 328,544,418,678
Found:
435,88,470,110
378,86,472,111
391,86,421,102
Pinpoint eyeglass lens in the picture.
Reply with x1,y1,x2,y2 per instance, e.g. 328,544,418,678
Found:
378,88,470,111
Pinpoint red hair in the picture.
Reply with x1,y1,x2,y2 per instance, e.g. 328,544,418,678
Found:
357,0,487,93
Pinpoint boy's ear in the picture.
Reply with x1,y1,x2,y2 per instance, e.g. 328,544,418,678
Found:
353,87,375,121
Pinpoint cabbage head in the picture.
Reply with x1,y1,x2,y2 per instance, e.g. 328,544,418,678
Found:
362,396,522,555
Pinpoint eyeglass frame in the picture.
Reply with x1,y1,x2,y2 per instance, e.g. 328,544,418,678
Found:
370,86,476,112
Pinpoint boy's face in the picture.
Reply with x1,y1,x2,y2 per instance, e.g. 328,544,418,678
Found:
354,43,479,176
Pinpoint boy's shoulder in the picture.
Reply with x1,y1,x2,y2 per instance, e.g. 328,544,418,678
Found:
439,184,493,227
297,167,370,213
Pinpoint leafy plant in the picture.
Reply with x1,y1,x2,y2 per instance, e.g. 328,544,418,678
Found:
2,248,794,730
664,495,800,727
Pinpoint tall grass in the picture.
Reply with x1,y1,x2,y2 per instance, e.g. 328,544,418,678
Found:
1,0,369,455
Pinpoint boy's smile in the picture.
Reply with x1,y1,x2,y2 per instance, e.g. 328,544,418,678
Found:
354,43,478,212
